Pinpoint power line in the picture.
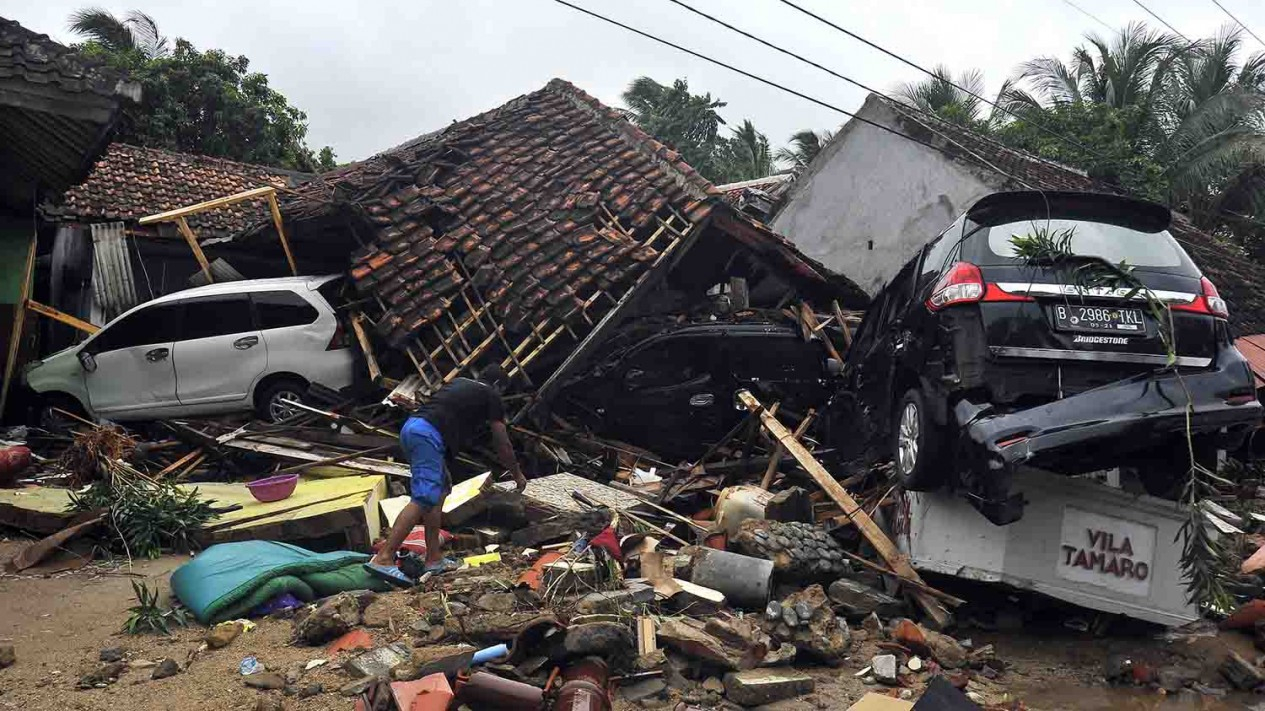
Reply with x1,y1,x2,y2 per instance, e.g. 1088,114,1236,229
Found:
774,0,1108,161
1130,0,1191,41
1061,0,1113,31
664,0,1066,172
1209,0,1265,49
548,0,1034,189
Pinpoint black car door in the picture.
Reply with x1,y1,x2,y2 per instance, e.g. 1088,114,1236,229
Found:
854,258,922,434
612,333,728,455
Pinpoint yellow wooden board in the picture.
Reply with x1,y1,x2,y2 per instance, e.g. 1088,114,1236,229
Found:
0,475,386,544
196,475,386,542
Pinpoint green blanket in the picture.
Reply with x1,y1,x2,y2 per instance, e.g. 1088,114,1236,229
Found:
171,541,392,624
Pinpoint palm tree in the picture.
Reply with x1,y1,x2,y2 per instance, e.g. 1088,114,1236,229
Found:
1154,27,1265,229
717,120,774,182
1015,22,1182,111
68,8,168,59
621,76,727,175
775,129,834,171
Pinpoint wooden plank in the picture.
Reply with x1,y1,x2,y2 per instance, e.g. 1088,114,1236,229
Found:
636,616,657,656
222,438,410,478
801,304,843,363
267,192,298,276
350,314,383,383
736,389,954,629
138,185,276,224
25,299,100,334
832,300,853,350
760,408,815,490
0,236,36,416
174,217,213,282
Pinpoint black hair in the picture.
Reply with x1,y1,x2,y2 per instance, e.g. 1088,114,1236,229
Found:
478,363,509,388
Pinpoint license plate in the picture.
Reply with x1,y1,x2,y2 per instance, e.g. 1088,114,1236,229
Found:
1052,304,1146,334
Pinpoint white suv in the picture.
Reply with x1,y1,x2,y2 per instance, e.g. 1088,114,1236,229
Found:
24,275,356,423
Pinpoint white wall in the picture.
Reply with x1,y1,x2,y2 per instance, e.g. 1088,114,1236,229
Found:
771,96,1000,295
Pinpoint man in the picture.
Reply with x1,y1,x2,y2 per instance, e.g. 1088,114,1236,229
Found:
367,364,526,583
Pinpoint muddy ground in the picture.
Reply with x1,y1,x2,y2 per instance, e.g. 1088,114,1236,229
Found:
0,539,1257,711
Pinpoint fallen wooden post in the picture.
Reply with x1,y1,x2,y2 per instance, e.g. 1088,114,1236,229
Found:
737,389,954,629
272,442,398,477
831,300,854,350
350,314,383,384
760,408,815,490
841,551,966,606
25,300,99,334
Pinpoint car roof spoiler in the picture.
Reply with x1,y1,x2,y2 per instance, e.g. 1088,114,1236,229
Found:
966,191,1171,233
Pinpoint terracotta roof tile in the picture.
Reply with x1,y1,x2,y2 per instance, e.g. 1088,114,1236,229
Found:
44,143,310,237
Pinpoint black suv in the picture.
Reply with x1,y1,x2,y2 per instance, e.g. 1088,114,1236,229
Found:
556,318,839,460
845,191,1261,524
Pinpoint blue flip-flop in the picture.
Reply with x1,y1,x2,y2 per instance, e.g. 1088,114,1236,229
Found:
422,557,462,575
364,562,416,587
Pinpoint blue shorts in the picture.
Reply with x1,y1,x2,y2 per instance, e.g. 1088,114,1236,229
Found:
401,416,450,508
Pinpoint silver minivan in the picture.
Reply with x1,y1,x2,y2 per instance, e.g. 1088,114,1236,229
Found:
24,275,356,423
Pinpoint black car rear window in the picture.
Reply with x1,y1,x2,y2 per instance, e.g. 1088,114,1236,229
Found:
970,219,1198,275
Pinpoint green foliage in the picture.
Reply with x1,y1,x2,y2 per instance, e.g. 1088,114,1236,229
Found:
713,119,775,183
621,76,729,180
996,103,1168,201
69,470,216,559
622,76,828,183
775,129,834,172
123,581,188,635
68,8,335,172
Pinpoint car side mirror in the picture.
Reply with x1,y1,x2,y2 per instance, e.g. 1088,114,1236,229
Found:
77,350,97,373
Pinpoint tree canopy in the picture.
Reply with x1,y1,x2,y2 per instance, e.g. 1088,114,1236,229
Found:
620,76,820,184
898,22,1265,260
69,8,336,172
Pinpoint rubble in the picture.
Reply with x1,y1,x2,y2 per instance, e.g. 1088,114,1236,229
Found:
871,654,899,685
828,578,905,619
732,519,850,578
724,669,815,705
763,584,850,664
293,593,362,646
151,658,179,680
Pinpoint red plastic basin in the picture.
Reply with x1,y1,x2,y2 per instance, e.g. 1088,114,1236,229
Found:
246,474,299,503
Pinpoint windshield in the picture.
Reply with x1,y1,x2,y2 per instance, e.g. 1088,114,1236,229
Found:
980,219,1195,273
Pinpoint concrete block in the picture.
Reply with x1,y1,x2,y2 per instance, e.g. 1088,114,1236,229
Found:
723,669,815,705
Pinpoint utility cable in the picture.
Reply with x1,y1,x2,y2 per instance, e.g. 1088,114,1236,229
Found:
1130,0,1192,41
775,0,1110,161
549,0,1034,189
1061,0,1113,31
664,0,1058,183
1210,0,1265,49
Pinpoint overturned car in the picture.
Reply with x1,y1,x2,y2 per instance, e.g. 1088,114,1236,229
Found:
845,191,1262,524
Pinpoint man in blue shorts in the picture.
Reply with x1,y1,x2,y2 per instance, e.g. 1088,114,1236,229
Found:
367,364,525,583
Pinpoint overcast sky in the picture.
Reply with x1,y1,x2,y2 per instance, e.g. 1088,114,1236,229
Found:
11,0,1265,163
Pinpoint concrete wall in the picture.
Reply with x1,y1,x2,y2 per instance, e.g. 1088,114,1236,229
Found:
771,96,1000,295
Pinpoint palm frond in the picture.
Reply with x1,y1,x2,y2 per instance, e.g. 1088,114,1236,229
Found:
124,10,168,58
68,7,134,53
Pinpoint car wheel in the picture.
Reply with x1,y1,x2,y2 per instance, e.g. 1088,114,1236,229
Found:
256,378,309,423
893,388,944,491
37,394,87,432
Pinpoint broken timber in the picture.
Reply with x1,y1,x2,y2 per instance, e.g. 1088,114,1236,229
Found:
736,389,954,629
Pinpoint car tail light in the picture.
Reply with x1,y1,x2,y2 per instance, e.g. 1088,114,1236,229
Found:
1171,276,1229,319
327,322,351,350
927,262,984,311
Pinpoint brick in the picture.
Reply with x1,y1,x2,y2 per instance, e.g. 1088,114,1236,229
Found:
722,669,815,705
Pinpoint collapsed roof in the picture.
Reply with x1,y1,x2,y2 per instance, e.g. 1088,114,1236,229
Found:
0,17,139,214
43,143,310,239
250,78,861,414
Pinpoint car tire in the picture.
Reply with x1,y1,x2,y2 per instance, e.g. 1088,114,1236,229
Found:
37,393,87,432
892,388,945,491
255,378,309,423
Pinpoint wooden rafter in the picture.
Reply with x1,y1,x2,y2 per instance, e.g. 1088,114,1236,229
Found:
139,185,299,280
